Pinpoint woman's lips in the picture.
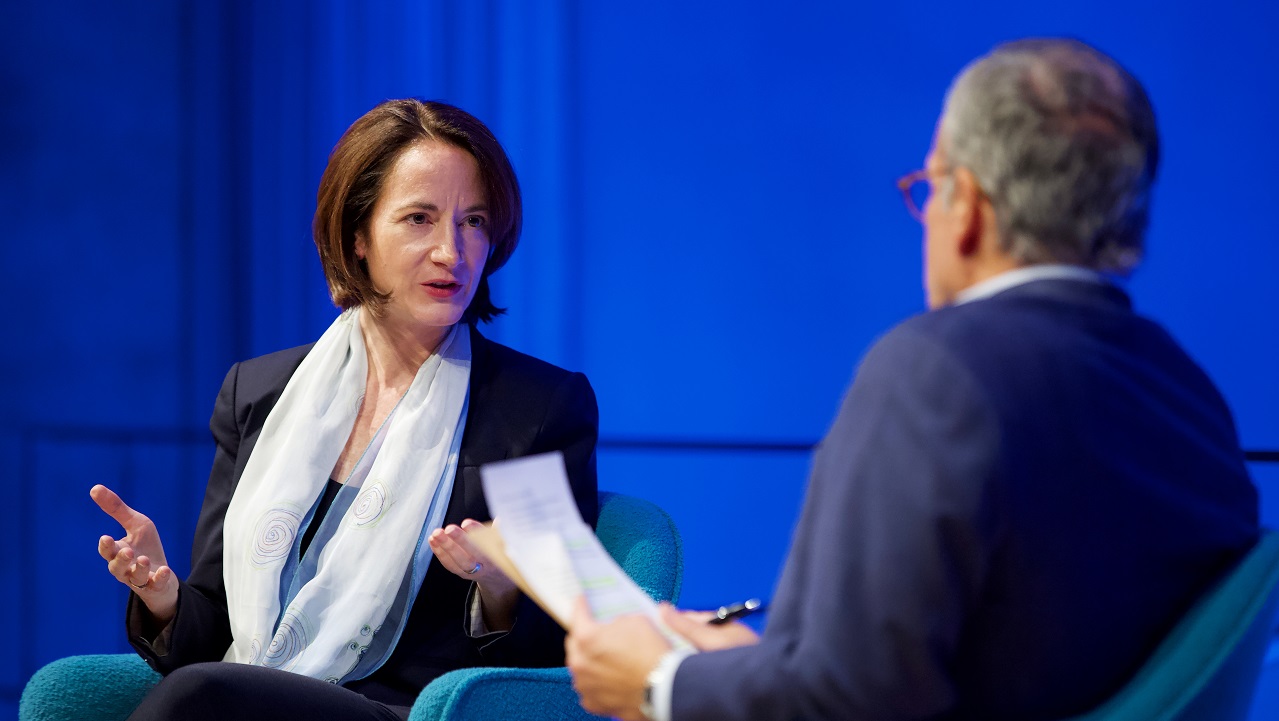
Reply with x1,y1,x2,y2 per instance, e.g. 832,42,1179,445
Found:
422,281,462,298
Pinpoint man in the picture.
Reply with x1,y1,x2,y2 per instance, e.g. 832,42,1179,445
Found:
565,38,1259,721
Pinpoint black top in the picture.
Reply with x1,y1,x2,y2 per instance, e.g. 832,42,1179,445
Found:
298,480,344,559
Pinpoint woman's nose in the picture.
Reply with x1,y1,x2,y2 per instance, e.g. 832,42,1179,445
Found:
430,225,462,268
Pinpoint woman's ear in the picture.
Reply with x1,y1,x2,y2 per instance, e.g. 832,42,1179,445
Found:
354,231,368,261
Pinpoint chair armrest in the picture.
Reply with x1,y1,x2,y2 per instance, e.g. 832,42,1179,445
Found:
19,653,160,721
409,666,608,721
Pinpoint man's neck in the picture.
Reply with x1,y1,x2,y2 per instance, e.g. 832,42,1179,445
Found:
953,264,1106,306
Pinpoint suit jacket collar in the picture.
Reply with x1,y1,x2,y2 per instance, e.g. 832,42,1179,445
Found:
988,276,1133,312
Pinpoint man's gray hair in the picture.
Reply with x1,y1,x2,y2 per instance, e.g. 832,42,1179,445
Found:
939,38,1159,273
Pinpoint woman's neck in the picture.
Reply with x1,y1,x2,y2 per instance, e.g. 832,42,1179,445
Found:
360,311,455,395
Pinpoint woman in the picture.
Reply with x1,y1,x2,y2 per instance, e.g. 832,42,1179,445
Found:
90,99,598,721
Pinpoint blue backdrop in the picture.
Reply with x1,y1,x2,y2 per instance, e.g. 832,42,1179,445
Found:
4,1,1277,717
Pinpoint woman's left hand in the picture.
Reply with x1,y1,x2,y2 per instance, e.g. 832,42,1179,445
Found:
428,518,519,630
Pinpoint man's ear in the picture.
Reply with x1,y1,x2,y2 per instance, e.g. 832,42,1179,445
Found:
951,166,984,256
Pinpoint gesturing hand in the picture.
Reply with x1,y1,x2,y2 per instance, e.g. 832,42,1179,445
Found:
428,518,519,631
91,484,179,625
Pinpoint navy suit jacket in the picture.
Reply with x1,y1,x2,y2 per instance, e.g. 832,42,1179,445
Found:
673,279,1258,721
127,325,599,710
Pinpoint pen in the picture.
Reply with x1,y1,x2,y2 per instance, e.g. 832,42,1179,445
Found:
708,598,766,624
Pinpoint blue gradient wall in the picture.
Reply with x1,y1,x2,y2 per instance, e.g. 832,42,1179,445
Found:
3,1,1276,716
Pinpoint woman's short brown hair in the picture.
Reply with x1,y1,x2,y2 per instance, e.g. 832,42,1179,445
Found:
314,99,522,323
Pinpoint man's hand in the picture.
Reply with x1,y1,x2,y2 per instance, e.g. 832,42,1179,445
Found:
566,597,671,721
658,603,760,651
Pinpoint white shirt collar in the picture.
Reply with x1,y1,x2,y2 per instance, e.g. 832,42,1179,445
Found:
953,264,1109,306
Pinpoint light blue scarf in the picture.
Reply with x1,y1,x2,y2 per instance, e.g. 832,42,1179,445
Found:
220,309,470,683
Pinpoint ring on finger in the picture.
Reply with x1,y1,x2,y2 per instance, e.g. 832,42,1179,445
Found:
130,579,149,589
466,562,482,575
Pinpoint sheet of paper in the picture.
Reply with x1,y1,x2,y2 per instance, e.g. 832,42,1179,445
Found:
554,522,664,623
464,524,566,624
508,531,581,625
480,451,692,648
481,452,585,539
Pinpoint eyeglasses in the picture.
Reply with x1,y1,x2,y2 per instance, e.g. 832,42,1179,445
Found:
896,167,952,222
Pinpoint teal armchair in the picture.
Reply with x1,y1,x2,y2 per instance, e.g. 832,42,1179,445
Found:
20,491,683,721
1061,529,1279,721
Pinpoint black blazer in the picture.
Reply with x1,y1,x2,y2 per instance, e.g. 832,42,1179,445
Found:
128,326,599,709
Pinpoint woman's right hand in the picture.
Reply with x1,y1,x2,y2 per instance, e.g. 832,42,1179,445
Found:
90,484,179,625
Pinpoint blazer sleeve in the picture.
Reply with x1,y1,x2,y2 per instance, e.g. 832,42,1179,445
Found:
671,326,1003,721
474,370,600,667
126,363,241,673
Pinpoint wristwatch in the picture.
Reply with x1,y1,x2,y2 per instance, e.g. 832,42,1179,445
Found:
639,665,661,721
640,648,689,721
